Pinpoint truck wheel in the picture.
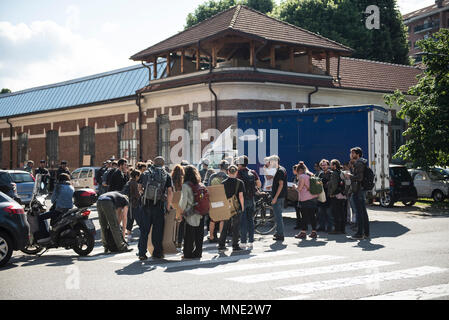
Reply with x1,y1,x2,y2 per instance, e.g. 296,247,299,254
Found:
380,193,394,208
0,231,13,268
432,190,445,202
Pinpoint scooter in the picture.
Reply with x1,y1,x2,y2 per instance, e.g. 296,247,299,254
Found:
21,174,97,257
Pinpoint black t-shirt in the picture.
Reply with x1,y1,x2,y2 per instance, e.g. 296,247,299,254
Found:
98,191,129,208
272,166,288,199
222,177,245,199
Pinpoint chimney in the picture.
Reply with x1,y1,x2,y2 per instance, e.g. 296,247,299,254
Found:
435,0,443,8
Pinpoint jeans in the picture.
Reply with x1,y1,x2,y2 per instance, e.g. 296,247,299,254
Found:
219,212,241,248
240,199,255,244
318,205,333,231
272,198,285,237
330,198,346,233
349,194,358,224
97,200,127,252
137,202,165,257
353,191,369,236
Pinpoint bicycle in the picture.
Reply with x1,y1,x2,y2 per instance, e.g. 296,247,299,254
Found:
253,192,276,235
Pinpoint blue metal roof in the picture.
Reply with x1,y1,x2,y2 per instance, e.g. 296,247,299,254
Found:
0,62,166,119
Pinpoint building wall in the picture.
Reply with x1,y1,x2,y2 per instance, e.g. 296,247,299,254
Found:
1,81,399,170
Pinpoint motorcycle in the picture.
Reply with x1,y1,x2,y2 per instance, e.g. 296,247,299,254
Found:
21,174,97,257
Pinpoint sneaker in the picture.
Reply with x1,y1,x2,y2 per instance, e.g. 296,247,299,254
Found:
351,234,364,240
273,234,284,241
138,255,148,261
295,232,307,239
246,243,253,250
218,246,228,252
119,247,133,253
103,247,111,254
309,231,317,239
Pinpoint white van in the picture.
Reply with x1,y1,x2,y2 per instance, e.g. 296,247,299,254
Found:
70,167,100,192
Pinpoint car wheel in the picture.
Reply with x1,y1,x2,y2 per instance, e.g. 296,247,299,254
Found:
0,231,13,268
380,193,394,208
402,200,416,206
432,190,445,202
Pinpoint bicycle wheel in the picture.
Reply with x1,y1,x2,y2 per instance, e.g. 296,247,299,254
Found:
254,205,276,235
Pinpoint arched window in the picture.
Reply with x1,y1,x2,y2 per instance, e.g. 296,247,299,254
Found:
80,127,95,166
118,122,137,167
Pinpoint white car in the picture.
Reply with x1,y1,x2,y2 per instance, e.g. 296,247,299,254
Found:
70,167,100,193
408,168,449,202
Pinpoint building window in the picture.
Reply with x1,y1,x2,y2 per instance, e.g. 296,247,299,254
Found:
184,111,200,164
118,122,138,167
157,115,170,165
80,127,95,166
391,117,406,156
46,130,58,168
17,132,28,168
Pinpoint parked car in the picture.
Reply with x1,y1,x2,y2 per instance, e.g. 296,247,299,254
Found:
0,191,30,267
6,170,35,206
0,170,21,204
379,164,417,208
408,167,449,202
71,167,100,193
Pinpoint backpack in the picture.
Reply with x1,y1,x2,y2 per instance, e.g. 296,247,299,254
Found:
239,169,256,199
309,175,324,195
210,172,227,186
333,170,346,195
188,182,210,216
143,166,168,205
362,164,375,191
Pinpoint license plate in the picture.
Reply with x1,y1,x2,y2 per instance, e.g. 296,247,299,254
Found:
401,182,410,186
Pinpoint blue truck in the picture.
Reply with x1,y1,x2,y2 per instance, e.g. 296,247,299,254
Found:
237,105,390,201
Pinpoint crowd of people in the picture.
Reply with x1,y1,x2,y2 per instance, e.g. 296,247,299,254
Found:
28,145,371,260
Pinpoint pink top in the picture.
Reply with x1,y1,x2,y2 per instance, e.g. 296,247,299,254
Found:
297,174,318,202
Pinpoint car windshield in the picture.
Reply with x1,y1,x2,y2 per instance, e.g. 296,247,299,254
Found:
391,167,412,181
11,172,34,183
0,192,13,203
429,168,449,180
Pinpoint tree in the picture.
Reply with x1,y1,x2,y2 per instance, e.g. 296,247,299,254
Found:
384,29,449,168
1,88,11,94
185,0,276,29
275,0,410,65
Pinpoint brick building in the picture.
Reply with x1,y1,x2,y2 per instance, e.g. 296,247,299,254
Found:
404,0,449,63
1,5,422,170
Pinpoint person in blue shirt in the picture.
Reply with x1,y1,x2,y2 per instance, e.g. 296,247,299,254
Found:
37,173,75,243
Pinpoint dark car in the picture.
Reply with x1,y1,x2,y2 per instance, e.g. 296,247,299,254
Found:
0,191,30,267
0,170,21,203
379,164,418,208
7,170,35,206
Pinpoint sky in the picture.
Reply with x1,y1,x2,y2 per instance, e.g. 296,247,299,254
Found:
0,0,438,92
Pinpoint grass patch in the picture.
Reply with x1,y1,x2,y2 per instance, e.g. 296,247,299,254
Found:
415,198,449,213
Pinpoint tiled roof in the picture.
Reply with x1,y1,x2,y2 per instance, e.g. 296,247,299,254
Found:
403,0,449,20
0,63,166,119
314,57,422,93
130,5,353,61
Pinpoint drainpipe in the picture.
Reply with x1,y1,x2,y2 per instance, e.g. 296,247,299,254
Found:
207,51,219,130
6,118,13,169
337,56,342,87
136,93,143,161
308,86,319,109
141,61,152,83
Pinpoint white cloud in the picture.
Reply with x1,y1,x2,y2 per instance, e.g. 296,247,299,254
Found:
65,5,81,30
101,22,119,33
0,18,133,92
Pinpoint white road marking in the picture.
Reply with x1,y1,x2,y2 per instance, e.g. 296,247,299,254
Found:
183,255,344,275
109,250,297,268
360,283,449,300
227,260,396,284
278,266,448,294
277,295,311,300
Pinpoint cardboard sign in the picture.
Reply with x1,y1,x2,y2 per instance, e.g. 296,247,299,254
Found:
207,184,232,222
148,208,178,255
82,155,91,166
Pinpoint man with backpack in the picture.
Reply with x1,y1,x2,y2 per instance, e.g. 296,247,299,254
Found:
317,159,334,233
237,155,260,249
270,155,288,242
137,156,173,260
347,147,371,240
328,159,347,234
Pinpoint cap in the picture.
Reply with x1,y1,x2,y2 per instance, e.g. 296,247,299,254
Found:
180,160,189,166
61,160,67,165
201,159,209,166
219,160,229,170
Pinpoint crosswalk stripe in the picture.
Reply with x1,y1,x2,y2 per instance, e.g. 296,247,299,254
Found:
226,260,396,284
183,255,344,275
277,266,448,294
277,295,311,300
360,283,449,300
109,250,297,268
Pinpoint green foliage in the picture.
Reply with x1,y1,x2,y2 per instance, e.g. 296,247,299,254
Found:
276,0,410,65
1,88,11,94
185,0,276,29
385,29,449,168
